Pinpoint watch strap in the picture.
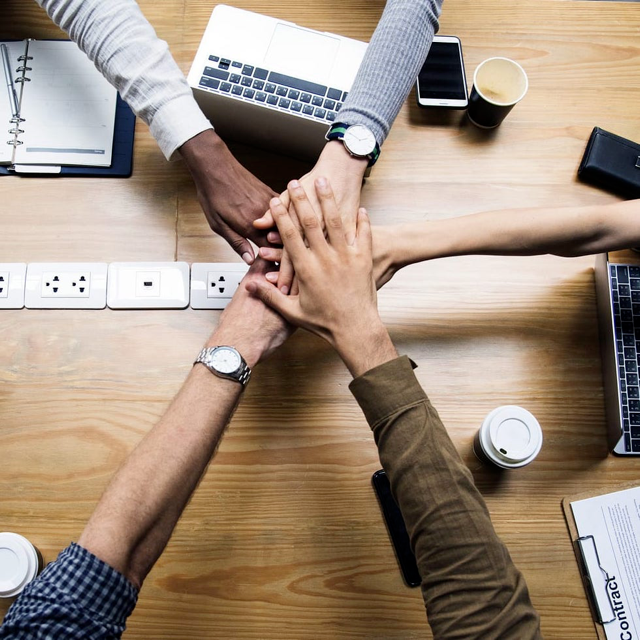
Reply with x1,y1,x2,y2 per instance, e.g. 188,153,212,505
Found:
194,346,251,387
325,122,381,167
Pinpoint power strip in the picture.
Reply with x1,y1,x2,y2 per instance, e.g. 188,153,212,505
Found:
0,262,251,310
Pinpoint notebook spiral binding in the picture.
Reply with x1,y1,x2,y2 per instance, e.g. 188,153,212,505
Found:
6,46,32,147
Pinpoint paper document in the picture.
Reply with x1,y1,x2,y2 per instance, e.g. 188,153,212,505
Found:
571,486,640,639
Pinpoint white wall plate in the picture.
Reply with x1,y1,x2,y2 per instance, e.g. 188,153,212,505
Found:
107,262,190,309
0,263,27,309
25,263,108,309
190,263,249,310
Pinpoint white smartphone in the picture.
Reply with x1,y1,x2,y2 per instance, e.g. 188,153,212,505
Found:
415,35,468,109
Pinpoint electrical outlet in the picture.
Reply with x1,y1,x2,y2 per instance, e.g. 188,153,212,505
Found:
25,263,107,309
190,263,249,309
107,262,190,309
0,263,27,309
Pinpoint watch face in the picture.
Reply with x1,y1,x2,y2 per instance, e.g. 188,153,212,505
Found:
210,347,241,374
343,125,376,157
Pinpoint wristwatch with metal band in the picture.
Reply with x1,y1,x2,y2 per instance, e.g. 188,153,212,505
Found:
325,122,381,167
194,346,251,387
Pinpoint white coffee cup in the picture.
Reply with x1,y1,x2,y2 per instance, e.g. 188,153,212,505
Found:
0,532,42,598
473,405,542,469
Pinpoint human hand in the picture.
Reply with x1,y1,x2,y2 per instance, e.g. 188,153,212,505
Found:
207,259,293,368
247,178,395,376
253,141,367,293
259,225,400,290
180,130,277,264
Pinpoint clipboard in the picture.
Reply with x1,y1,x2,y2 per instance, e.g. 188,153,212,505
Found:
562,482,640,640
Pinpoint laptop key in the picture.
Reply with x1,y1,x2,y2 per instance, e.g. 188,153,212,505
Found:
276,86,288,97
314,108,326,119
324,99,336,110
628,361,638,374
267,71,327,97
632,278,640,290
231,61,242,68
619,284,631,296
253,80,265,90
241,77,253,87
199,76,220,90
621,309,633,322
291,101,302,112
254,68,269,80
625,434,631,451
302,105,314,116
327,88,341,100
267,95,278,105
342,91,349,101
231,85,243,96
624,334,635,346
204,66,230,81
265,83,276,93
288,89,300,100
242,64,254,76
627,373,638,386
618,266,630,284
630,400,640,411
632,427,640,438
300,93,311,103
278,98,291,109
221,58,231,66
230,74,241,84
622,392,628,405
629,386,640,399
625,347,636,360
209,55,220,62
219,61,230,70
326,111,336,121
312,96,324,106
630,413,640,425
220,82,231,92
243,88,255,99
630,266,640,278
622,321,634,334
255,92,267,102
633,439,640,452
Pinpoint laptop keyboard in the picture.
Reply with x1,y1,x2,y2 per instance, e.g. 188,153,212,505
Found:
198,55,347,123
610,263,640,453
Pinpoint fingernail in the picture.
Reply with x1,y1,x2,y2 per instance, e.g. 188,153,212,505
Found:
265,272,278,282
290,180,300,190
316,177,327,188
270,197,281,207
268,232,279,243
242,252,253,264
280,285,289,295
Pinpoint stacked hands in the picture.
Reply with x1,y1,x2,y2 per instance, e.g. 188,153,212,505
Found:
214,175,397,379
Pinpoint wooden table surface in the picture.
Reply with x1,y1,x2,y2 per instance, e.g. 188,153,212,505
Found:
1,0,639,637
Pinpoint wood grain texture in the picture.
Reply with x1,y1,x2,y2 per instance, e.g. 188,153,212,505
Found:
1,0,640,637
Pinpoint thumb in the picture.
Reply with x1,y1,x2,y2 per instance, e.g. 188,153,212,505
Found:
218,222,255,265
246,280,298,323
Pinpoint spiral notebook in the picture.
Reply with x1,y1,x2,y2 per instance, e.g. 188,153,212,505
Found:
1,39,121,172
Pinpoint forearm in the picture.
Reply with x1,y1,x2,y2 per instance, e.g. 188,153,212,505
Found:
382,199,640,273
78,365,242,588
338,0,441,145
350,358,541,638
36,0,211,159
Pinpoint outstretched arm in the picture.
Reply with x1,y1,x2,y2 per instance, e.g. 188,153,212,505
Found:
248,180,541,639
374,198,640,286
37,0,277,260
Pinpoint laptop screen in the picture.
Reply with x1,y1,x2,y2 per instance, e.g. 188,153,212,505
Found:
264,24,340,83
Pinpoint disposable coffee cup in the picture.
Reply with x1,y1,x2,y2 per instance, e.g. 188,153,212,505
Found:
473,405,542,469
0,532,43,598
467,57,528,129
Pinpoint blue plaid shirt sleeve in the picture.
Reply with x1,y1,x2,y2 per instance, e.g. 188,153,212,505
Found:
0,543,138,639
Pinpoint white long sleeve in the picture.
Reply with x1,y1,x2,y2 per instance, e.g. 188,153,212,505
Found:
36,0,212,160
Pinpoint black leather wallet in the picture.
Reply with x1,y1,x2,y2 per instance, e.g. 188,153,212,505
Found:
578,127,640,198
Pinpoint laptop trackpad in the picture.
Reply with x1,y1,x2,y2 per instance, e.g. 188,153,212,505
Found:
264,24,340,83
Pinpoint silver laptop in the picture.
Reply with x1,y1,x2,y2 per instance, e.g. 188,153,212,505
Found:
594,252,640,455
187,5,367,161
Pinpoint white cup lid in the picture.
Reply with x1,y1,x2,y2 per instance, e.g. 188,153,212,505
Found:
487,406,542,463
0,532,39,598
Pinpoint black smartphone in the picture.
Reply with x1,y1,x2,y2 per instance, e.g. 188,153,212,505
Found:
415,35,468,109
371,469,421,588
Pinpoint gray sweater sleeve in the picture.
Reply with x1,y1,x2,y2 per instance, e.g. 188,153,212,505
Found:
337,0,442,146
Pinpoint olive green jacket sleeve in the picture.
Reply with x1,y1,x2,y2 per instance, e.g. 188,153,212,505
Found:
350,356,542,639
